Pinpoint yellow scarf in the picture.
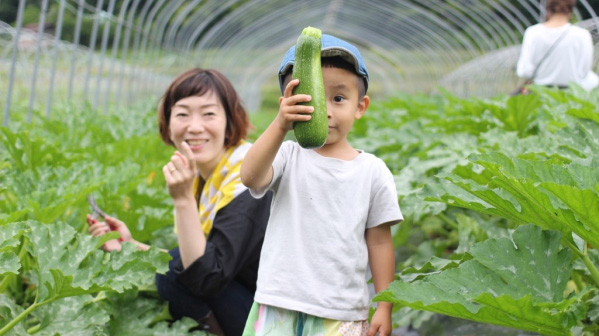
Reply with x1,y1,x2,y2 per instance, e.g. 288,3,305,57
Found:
192,141,251,237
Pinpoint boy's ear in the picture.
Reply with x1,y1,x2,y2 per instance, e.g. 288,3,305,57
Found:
355,95,369,119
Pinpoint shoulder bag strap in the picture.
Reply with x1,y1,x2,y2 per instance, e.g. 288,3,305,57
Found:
529,26,570,80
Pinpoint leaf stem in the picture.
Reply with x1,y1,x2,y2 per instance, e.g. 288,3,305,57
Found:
92,291,107,303
26,324,40,334
562,238,599,287
0,293,60,336
0,275,13,294
437,213,459,230
580,253,599,287
571,271,584,292
0,301,39,336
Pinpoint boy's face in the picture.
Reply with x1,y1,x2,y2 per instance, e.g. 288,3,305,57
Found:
321,67,368,146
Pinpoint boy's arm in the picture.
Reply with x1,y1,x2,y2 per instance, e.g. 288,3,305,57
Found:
240,119,287,191
366,222,395,336
241,79,313,190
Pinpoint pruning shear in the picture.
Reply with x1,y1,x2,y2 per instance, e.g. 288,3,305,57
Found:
87,194,108,221
87,195,124,245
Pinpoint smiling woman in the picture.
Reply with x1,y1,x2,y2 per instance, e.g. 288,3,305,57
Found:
87,68,272,336
166,93,229,193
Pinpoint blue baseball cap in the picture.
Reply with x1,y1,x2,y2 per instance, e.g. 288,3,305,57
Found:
278,33,369,94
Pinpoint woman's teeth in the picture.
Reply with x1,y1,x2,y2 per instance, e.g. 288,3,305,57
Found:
187,140,206,146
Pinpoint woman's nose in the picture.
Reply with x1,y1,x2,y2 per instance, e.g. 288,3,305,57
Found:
187,115,205,132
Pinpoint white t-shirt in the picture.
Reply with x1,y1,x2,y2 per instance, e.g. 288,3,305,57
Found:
250,141,403,321
516,23,597,90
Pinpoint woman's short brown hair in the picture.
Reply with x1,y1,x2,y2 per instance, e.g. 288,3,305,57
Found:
157,68,251,148
546,0,576,16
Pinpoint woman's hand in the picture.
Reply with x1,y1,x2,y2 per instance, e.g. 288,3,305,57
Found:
163,141,197,202
276,79,314,132
86,214,132,252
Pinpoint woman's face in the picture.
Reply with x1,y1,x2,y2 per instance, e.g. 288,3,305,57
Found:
168,91,227,178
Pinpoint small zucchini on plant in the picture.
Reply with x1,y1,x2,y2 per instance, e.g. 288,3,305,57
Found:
292,26,328,149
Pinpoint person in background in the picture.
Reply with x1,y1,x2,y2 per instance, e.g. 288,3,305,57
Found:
87,68,272,336
240,33,403,336
516,0,598,91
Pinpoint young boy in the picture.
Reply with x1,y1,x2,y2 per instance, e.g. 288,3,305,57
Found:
240,33,403,336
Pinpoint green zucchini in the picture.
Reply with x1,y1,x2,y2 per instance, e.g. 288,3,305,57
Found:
292,26,328,149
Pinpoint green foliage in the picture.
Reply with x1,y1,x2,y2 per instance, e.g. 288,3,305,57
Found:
353,86,599,334
3,85,599,334
0,102,188,335
377,225,585,335
426,152,599,248
103,291,205,336
22,5,41,27
0,0,19,24
0,221,170,335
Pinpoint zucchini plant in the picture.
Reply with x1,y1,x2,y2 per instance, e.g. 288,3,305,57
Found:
2,85,598,334
0,103,202,335
352,86,599,335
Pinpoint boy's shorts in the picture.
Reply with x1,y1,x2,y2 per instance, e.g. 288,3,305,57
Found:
242,302,369,336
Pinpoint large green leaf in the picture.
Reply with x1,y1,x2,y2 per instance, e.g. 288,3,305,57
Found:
0,223,28,275
375,225,580,335
22,220,170,302
425,152,599,247
469,224,572,303
0,221,170,334
31,295,110,336
105,291,204,336
0,254,20,276
499,93,542,136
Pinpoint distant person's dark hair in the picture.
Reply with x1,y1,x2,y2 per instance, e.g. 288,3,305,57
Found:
546,0,576,16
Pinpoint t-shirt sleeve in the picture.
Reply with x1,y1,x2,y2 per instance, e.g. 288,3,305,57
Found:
171,190,270,297
580,30,593,75
366,160,403,229
516,27,535,79
249,140,291,198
